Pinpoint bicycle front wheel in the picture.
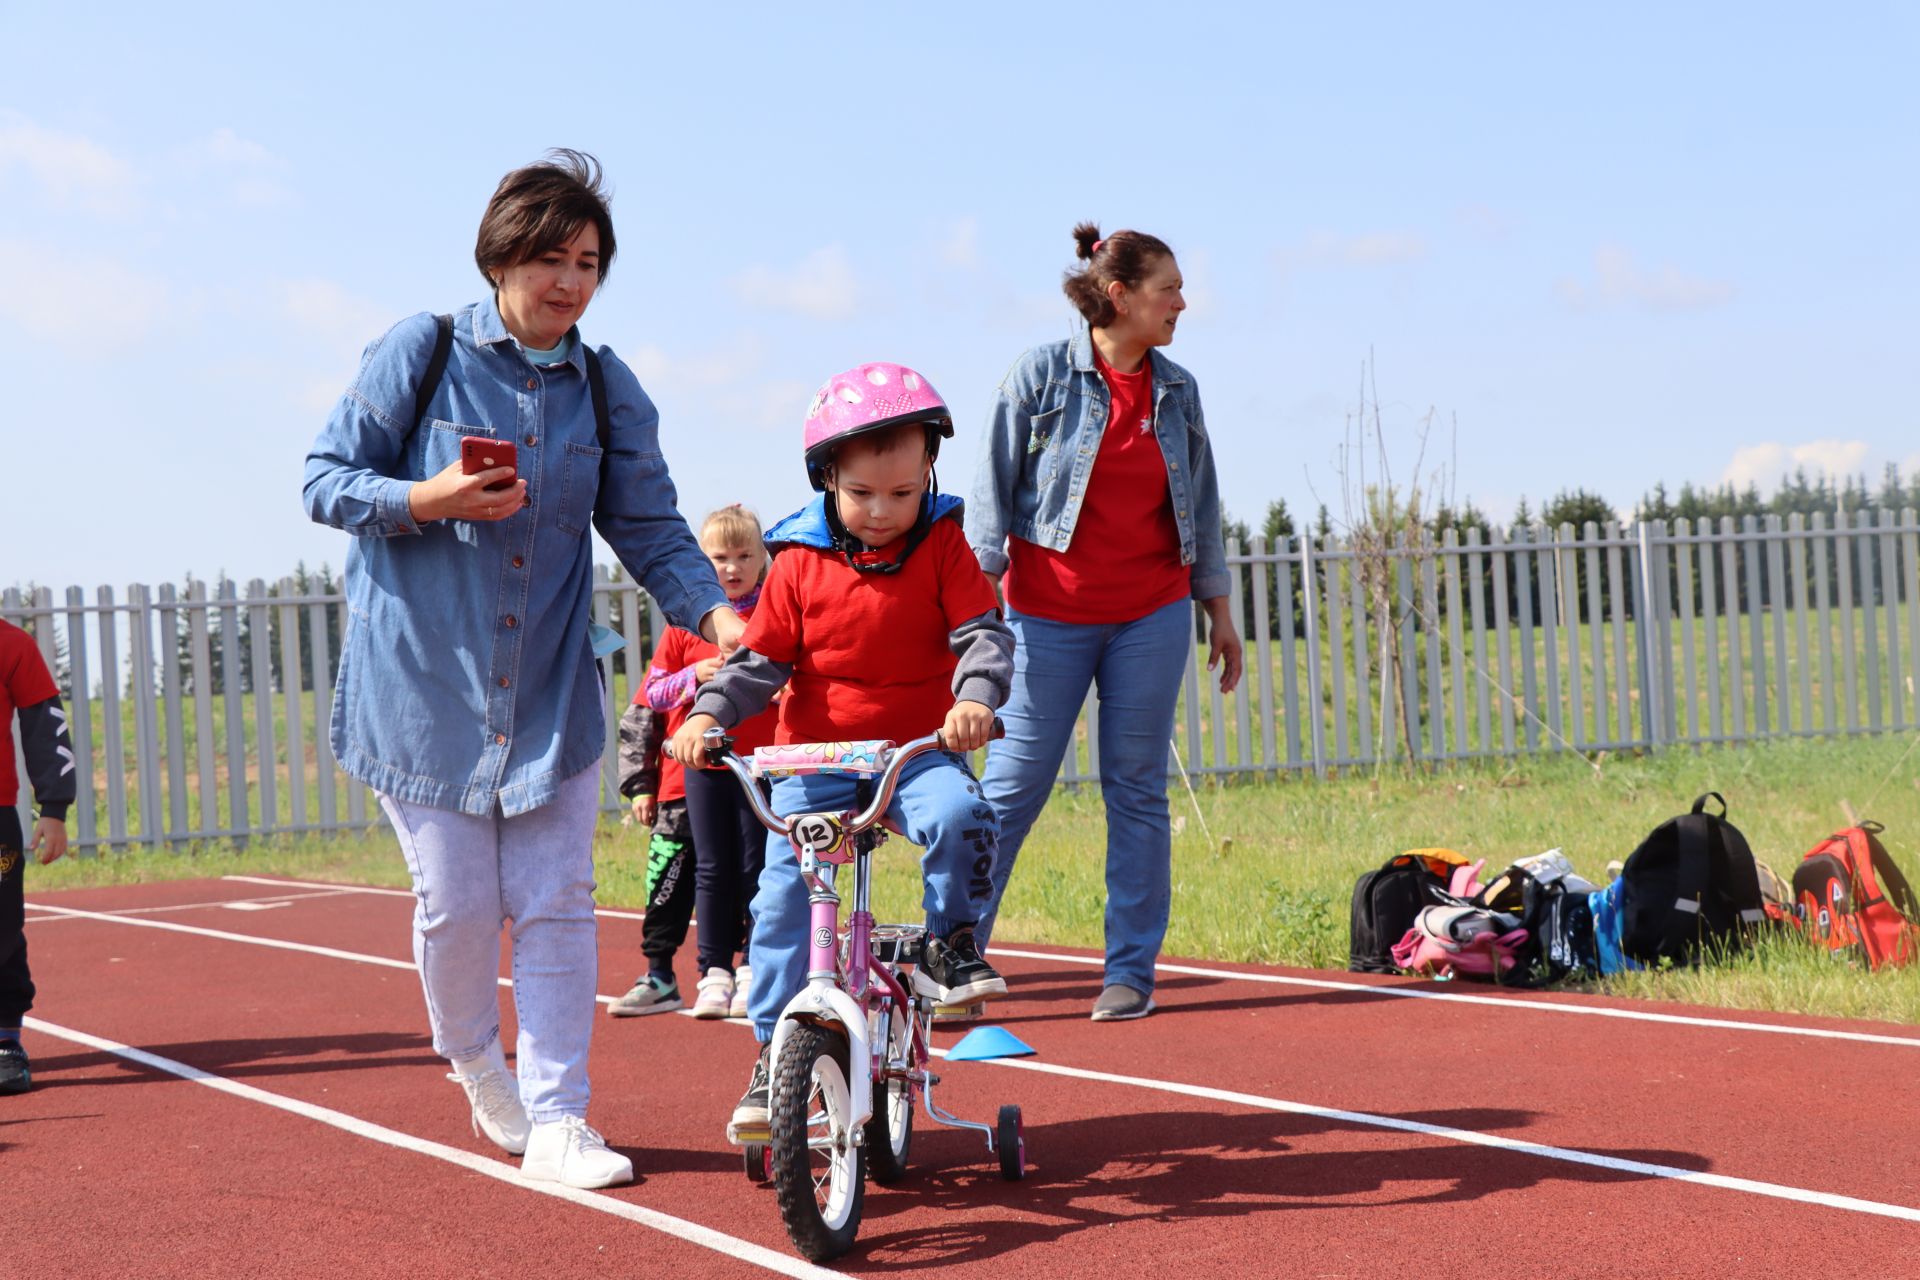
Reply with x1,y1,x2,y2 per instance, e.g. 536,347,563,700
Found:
770,1024,866,1262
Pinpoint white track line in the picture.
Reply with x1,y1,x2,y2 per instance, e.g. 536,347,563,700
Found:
209,878,1920,1050
219,875,649,921
21,888,360,924
987,947,1920,1050
32,901,1920,1224
22,1017,839,1279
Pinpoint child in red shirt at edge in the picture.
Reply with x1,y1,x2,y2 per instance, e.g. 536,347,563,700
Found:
671,361,1014,1143
642,504,780,1021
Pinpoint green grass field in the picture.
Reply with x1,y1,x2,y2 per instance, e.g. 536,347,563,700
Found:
33,730,1920,1026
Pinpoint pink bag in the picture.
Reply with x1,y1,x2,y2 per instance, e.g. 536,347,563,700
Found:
1388,860,1530,979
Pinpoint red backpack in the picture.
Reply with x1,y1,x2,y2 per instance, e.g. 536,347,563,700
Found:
1791,822,1920,970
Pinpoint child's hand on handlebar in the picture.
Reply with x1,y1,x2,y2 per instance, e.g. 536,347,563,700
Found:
941,700,995,753
672,713,722,768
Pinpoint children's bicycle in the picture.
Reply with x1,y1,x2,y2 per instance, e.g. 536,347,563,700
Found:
703,725,1026,1263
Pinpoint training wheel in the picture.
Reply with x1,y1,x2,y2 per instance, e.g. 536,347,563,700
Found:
743,1141,771,1183
996,1104,1025,1181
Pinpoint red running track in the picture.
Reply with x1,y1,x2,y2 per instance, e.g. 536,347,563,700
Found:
13,875,1920,1278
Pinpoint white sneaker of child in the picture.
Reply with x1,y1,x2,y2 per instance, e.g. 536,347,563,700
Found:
693,967,734,1019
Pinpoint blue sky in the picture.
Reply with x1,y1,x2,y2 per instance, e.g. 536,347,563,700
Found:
6,2,1917,591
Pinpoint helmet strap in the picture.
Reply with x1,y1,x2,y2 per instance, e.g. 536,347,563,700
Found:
823,490,937,576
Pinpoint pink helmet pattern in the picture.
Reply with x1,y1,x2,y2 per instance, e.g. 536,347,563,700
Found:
801,361,954,491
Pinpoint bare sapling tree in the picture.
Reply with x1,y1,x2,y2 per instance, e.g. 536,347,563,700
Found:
1321,351,1460,773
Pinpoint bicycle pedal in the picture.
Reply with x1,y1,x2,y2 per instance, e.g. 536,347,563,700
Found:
726,1122,771,1145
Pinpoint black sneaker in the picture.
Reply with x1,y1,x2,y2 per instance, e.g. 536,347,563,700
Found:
725,1045,771,1144
0,1041,29,1095
913,926,1009,1007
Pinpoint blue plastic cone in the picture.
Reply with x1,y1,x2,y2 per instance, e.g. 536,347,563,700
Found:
945,1025,1036,1061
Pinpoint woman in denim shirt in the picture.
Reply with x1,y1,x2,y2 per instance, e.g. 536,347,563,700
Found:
304,152,743,1186
967,224,1243,1023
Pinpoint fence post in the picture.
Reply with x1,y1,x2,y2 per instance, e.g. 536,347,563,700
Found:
1300,534,1326,778
247,580,278,837
1633,520,1664,748
62,588,97,853
158,583,188,841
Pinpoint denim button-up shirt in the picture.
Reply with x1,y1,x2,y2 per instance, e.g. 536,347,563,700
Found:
965,322,1230,603
302,296,726,817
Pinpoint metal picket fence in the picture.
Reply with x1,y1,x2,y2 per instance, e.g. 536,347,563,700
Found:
8,509,1919,853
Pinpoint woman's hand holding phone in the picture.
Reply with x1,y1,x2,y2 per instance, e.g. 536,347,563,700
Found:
407,438,527,524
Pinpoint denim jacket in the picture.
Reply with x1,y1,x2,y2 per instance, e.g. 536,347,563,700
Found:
302,296,726,817
965,321,1230,603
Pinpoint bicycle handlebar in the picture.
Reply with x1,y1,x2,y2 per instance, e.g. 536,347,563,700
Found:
702,719,1004,840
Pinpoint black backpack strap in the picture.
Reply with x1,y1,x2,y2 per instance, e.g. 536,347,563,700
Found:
1862,825,1920,922
583,345,611,451
1713,814,1768,928
412,314,454,433
1666,812,1714,957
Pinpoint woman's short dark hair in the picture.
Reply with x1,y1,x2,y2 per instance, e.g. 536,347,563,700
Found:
1061,222,1173,328
474,149,617,287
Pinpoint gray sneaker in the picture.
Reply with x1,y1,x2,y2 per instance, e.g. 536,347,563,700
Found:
607,974,683,1018
1090,984,1155,1022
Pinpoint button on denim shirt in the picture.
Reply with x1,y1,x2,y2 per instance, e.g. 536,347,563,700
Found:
965,322,1230,603
302,297,726,817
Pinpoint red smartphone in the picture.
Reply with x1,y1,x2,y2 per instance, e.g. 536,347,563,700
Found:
460,437,518,493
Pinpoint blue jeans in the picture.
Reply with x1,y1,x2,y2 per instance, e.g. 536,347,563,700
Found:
380,764,601,1122
976,598,1190,994
746,750,997,1041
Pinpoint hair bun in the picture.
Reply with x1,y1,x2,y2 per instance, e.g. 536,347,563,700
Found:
1071,221,1103,261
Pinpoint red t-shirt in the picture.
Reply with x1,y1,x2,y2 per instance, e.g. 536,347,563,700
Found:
2,620,60,806
1004,349,1189,623
633,632,691,805
653,626,782,763
744,518,999,744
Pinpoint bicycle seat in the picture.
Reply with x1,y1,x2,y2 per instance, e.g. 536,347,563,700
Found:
751,740,894,778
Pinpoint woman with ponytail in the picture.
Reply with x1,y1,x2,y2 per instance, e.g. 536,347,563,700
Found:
967,223,1242,1022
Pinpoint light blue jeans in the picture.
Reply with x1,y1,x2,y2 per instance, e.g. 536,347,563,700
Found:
747,751,997,1042
380,763,601,1122
976,598,1191,995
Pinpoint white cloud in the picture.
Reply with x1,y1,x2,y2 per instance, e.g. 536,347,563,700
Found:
627,333,809,431
1277,230,1429,272
0,112,136,215
278,277,391,345
1557,245,1734,312
177,126,293,207
1457,202,1512,239
0,238,166,346
938,217,980,269
1723,439,1870,489
729,245,858,320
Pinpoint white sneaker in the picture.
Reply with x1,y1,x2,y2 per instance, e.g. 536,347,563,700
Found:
522,1115,634,1188
447,1043,530,1155
729,964,752,1019
693,967,734,1019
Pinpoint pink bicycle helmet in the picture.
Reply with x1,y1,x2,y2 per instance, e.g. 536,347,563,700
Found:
802,361,954,491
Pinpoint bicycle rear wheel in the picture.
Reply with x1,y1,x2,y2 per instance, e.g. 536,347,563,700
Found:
770,1024,866,1261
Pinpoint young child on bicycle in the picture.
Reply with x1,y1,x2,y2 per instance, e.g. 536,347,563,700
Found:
671,362,1014,1142
642,505,780,1021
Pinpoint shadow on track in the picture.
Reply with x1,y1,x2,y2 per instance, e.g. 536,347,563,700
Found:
973,968,1410,1026
27,1032,440,1088
843,1105,1709,1270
